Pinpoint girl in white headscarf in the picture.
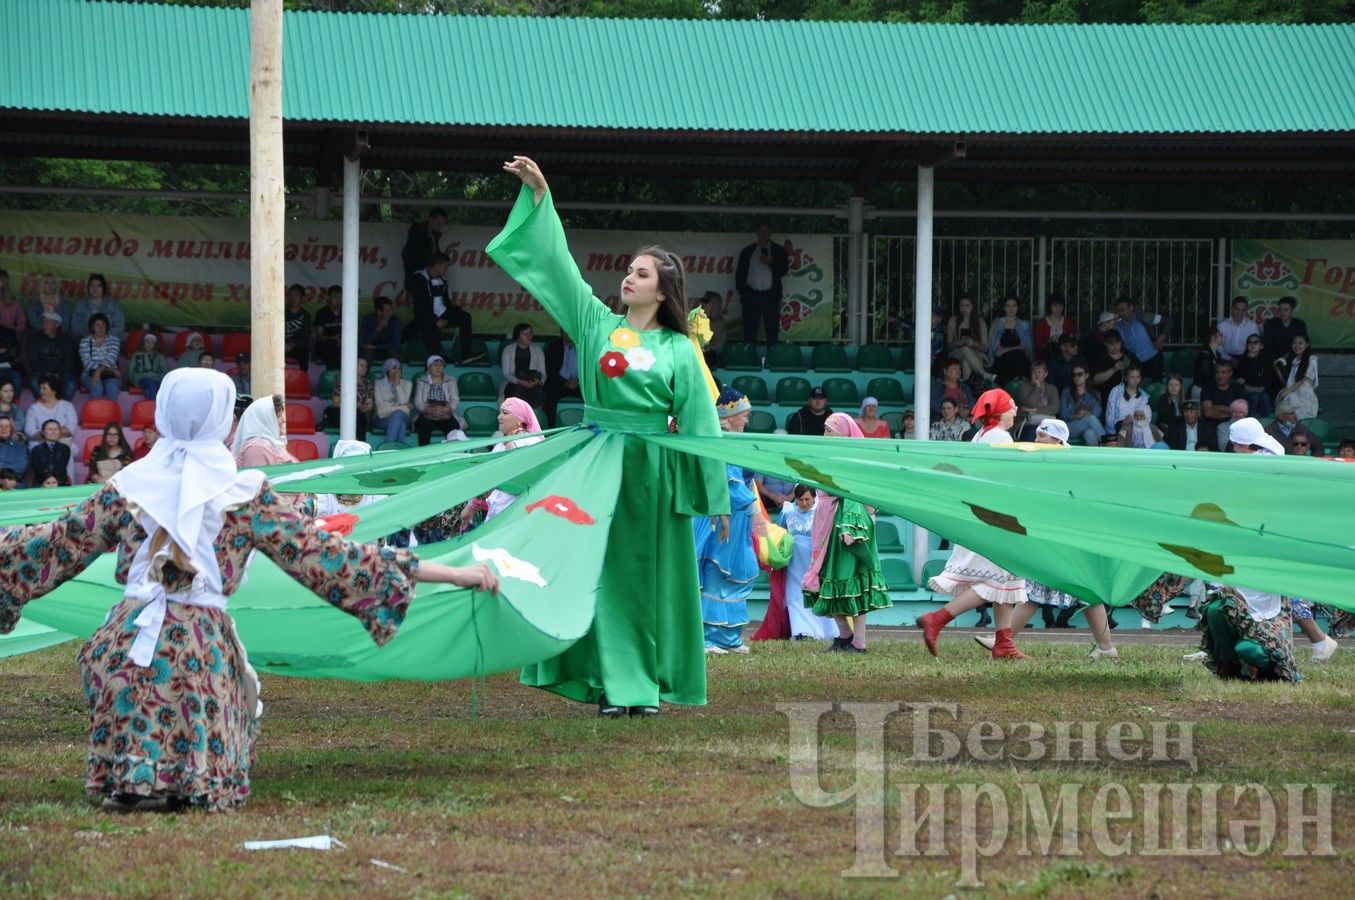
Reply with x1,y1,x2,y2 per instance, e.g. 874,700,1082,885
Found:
232,394,297,468
0,369,497,812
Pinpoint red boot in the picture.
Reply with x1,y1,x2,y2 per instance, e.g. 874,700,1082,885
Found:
917,609,954,657
990,627,1027,660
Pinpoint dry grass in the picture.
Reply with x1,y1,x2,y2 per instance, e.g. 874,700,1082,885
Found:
2,636,1354,898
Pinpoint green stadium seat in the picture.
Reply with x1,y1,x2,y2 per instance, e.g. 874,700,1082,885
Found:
876,520,905,553
823,377,859,406
865,377,907,406
731,374,770,406
557,407,585,427
746,410,776,434
881,558,917,590
855,343,894,373
1301,417,1332,441
882,411,904,436
722,343,760,370
811,344,850,372
898,373,916,393
765,343,805,371
317,369,340,398
458,371,497,400
1146,381,1166,405
378,440,409,452
401,338,428,365
463,405,499,436
921,558,947,585
775,376,813,406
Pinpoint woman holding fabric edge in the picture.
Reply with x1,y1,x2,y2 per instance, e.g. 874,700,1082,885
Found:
0,369,498,813
489,156,728,719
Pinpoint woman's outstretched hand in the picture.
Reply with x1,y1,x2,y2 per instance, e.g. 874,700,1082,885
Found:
503,156,547,202
419,561,500,596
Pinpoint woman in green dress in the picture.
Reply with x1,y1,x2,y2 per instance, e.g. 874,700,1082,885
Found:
801,412,891,652
488,157,728,718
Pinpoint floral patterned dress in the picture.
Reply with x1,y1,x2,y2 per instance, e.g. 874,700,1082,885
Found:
0,481,418,811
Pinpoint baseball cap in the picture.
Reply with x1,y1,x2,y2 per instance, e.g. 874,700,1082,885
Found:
809,387,827,399
1096,311,1116,325
1034,418,1070,446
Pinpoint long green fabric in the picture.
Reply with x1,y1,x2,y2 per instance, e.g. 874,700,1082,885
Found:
7,428,1355,677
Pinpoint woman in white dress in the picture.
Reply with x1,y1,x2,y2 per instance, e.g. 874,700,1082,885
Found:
917,388,1030,660
780,484,837,640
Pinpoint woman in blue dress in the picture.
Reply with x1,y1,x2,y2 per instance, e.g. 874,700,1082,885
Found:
780,484,838,641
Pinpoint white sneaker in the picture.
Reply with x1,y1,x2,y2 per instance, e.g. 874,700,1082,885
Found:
973,634,995,651
1088,646,1119,660
728,644,751,654
1183,650,1208,662
1311,635,1339,662
704,646,728,655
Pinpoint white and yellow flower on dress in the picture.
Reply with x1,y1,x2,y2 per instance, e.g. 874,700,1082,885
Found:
608,327,641,350
624,346,656,372
472,544,547,587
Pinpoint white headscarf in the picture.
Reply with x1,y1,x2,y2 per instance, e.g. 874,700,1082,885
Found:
232,395,289,458
315,439,378,517
110,369,264,582
1229,417,1286,456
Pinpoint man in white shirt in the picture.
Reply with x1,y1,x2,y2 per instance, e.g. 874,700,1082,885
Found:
734,222,790,346
1217,295,1260,360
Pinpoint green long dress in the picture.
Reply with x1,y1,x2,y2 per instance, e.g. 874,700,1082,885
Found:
487,186,728,708
804,498,891,617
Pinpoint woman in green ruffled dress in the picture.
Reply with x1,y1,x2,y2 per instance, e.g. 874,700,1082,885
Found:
488,157,728,718
801,413,891,653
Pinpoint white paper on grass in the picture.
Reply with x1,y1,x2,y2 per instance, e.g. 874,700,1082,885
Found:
242,835,347,851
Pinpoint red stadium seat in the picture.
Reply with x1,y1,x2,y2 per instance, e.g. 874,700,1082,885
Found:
130,400,156,430
124,329,160,357
79,398,121,429
284,368,311,399
220,332,251,360
284,404,316,434
171,331,201,357
287,439,320,462
83,434,102,464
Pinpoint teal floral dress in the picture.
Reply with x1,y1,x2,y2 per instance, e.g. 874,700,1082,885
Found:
0,482,418,810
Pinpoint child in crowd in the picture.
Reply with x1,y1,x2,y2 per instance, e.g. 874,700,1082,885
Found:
0,467,18,491
780,484,837,641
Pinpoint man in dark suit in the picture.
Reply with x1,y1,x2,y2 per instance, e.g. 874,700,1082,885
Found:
734,222,790,346
543,331,581,427
1261,295,1308,362
401,207,447,286
1165,400,1215,451
408,253,478,363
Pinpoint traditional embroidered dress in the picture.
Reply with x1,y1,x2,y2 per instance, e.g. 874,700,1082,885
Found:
781,501,837,639
1195,584,1300,683
488,186,727,708
694,465,759,649
0,372,418,810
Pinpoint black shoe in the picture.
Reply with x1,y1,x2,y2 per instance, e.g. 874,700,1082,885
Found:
975,608,992,628
830,636,853,651
843,644,867,654
598,694,626,718
1054,608,1078,628
1185,607,1200,620
1040,607,1057,628
1107,611,1119,630
628,705,660,718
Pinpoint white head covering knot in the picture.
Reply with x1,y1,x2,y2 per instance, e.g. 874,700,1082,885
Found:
1229,417,1286,456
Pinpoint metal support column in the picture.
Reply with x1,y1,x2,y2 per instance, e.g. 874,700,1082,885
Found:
339,154,360,441
846,196,865,343
911,166,934,585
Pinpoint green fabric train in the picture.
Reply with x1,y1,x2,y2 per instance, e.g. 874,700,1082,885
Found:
4,426,1354,679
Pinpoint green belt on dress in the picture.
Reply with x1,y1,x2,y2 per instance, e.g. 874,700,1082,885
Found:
583,406,671,435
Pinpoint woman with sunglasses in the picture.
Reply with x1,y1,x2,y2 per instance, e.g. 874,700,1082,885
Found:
1059,365,1106,447
1234,334,1276,418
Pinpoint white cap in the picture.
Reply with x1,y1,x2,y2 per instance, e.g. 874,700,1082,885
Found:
1035,418,1070,446
1229,417,1285,455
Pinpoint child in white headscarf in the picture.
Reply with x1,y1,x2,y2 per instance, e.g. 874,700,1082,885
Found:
0,369,498,812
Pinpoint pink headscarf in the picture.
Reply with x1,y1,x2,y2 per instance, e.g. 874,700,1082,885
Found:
501,397,541,434
823,412,865,438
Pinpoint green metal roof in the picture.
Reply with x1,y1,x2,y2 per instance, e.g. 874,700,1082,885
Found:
3,0,1354,136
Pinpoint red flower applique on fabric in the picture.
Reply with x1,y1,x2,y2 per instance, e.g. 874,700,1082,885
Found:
599,351,629,378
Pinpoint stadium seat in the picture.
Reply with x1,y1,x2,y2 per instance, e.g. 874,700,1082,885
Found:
881,557,917,590
401,338,429,365
316,369,340,399
463,405,499,436
774,376,812,406
731,375,770,406
855,343,895,373
1302,417,1332,441
764,343,804,371
881,411,905,436
865,377,907,406
287,439,320,461
457,338,492,366
876,520,905,553
130,400,156,429
1146,381,1165,405
284,368,312,399
822,377,859,405
82,434,102,464
921,558,947,585
746,410,775,434
79,398,121,429
123,329,159,357
810,344,850,372
458,371,498,400
722,343,760,371
897,372,916,393
284,404,316,434
220,332,251,360
557,407,585,427
377,440,409,452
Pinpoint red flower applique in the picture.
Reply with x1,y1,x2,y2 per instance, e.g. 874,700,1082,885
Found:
525,495,596,525
599,350,629,378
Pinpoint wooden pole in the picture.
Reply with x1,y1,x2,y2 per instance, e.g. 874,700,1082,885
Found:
249,0,285,404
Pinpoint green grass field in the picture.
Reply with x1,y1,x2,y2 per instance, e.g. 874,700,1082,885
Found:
2,637,1353,897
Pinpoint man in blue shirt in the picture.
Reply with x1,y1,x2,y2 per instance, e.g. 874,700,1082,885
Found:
0,417,27,480
1115,298,1165,381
